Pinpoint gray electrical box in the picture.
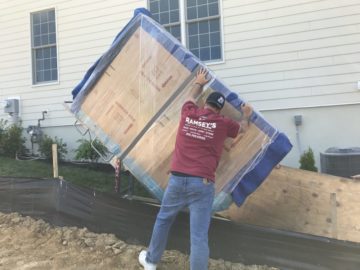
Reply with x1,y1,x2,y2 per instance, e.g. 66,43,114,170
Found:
294,115,302,126
4,99,19,114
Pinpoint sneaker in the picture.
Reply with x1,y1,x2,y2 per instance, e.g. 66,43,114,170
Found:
138,250,157,270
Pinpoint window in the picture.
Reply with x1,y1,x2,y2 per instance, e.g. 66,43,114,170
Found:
150,0,181,41
31,9,58,84
149,0,222,62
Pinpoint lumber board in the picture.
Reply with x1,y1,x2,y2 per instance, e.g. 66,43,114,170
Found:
220,166,360,243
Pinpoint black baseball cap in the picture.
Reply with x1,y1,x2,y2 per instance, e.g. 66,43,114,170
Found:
206,92,225,109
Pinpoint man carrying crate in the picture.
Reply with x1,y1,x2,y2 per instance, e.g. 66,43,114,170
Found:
139,68,252,270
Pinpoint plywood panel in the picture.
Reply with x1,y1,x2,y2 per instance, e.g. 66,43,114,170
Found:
128,85,272,194
220,166,360,242
81,28,192,152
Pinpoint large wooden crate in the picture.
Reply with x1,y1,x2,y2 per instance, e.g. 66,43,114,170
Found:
70,11,292,211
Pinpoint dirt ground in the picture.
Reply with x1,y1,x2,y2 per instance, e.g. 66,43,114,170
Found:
0,212,278,270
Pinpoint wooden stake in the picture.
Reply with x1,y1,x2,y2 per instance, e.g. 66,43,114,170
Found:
52,144,58,179
330,193,338,239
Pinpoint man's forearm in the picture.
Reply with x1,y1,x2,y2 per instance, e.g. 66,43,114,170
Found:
237,104,253,135
188,83,203,101
238,119,250,134
186,68,209,102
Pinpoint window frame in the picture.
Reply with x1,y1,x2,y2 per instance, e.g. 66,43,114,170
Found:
30,8,59,86
148,0,225,64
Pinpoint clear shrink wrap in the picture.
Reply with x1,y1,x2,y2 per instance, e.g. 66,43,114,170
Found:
70,8,292,212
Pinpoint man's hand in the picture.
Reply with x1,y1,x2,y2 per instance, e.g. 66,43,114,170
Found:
188,67,211,101
195,68,210,86
241,103,253,119
238,103,253,134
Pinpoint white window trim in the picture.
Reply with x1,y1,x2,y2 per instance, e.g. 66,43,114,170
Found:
147,0,225,65
210,0,225,65
29,6,60,87
179,0,187,47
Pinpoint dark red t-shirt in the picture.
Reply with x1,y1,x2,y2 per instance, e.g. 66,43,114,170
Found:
170,101,240,181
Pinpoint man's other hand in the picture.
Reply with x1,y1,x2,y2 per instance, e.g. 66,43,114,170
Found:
241,103,253,119
195,68,210,86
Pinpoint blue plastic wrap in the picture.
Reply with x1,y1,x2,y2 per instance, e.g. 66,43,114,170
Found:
70,8,292,212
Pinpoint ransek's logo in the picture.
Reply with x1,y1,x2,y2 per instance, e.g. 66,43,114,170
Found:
185,117,216,129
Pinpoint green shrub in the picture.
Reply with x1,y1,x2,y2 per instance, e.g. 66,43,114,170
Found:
0,119,27,158
299,147,318,172
38,135,67,161
0,119,7,150
75,138,109,162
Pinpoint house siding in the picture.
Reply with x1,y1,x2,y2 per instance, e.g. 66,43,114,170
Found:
0,0,145,128
0,0,359,167
210,0,360,110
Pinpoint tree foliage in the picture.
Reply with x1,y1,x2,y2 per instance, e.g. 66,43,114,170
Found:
299,147,318,172
0,119,27,158
38,135,68,161
75,138,109,163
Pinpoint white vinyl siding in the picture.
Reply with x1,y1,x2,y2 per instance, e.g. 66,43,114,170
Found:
210,0,360,110
1,0,359,126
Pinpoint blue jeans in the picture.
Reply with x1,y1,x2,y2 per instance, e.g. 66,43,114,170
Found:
146,174,215,270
